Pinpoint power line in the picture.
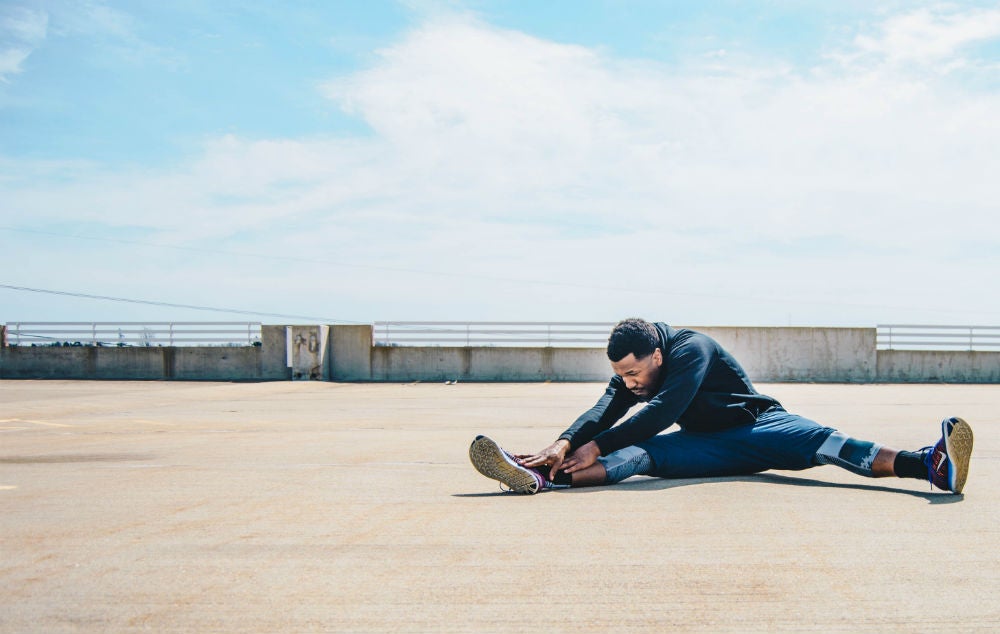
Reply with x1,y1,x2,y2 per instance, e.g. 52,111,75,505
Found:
2,226,998,316
0,225,761,302
0,283,360,323
1,225,697,299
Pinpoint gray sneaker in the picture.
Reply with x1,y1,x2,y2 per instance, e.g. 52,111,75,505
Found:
469,435,547,494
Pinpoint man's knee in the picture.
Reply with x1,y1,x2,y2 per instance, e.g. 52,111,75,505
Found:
597,446,652,484
813,431,882,477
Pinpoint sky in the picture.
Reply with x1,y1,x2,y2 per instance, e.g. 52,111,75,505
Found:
2,0,1000,327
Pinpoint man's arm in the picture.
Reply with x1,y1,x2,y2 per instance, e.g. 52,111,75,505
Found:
518,377,637,479
558,377,638,450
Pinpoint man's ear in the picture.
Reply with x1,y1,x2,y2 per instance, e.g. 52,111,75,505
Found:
652,347,663,367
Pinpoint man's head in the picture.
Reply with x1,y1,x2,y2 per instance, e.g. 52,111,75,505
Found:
606,318,663,400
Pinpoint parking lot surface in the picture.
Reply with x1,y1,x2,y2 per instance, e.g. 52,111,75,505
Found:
1,380,998,632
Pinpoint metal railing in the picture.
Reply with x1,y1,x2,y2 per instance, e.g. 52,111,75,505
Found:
374,322,1000,351
4,322,262,347
6,321,998,350
876,325,1000,351
374,321,615,347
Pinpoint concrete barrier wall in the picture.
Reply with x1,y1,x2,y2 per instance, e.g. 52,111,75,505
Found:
0,325,289,381
329,325,374,381
877,350,1000,383
0,345,272,381
697,327,876,382
352,326,877,383
260,325,291,381
3,323,999,382
371,346,610,382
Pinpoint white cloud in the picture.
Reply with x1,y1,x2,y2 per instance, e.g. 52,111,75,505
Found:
3,5,48,41
0,47,30,81
0,6,48,82
318,15,1000,244
45,0,136,39
39,0,183,70
852,5,1000,67
4,9,1000,324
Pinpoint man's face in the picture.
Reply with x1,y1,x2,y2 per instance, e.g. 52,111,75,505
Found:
610,348,663,400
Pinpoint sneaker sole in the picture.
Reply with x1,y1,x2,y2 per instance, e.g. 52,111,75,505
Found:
944,417,974,494
469,435,540,494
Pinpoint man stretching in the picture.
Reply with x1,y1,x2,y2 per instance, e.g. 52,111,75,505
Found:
469,318,974,495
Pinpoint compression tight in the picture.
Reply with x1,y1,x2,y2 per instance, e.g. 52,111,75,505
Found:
813,431,882,477
598,446,653,484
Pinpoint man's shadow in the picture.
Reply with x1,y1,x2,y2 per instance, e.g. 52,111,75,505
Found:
456,472,961,504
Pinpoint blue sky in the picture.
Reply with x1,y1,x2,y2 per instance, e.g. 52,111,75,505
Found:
2,1,1000,326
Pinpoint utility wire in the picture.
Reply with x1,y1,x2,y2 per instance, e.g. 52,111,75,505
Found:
2,226,997,317
0,283,361,323
1,225,715,299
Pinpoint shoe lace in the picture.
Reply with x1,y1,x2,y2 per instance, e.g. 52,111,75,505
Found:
919,445,936,490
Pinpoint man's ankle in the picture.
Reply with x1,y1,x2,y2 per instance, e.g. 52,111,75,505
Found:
894,449,929,480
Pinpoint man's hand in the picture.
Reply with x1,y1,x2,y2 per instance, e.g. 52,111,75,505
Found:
561,441,601,474
517,439,571,481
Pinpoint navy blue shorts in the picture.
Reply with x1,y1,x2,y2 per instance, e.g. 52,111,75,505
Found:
635,408,835,479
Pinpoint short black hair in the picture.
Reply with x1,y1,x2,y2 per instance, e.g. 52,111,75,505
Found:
607,318,659,362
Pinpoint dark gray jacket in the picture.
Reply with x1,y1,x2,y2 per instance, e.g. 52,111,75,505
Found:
559,323,780,455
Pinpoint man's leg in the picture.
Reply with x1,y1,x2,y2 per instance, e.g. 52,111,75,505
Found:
812,432,914,477
634,410,973,494
522,445,654,488
562,462,606,487
812,431,884,476
636,409,837,479
817,416,974,493
469,436,650,492
595,445,653,485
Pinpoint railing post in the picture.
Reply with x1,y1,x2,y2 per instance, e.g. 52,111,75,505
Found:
169,323,175,346
92,323,97,345
466,323,471,346
969,327,974,352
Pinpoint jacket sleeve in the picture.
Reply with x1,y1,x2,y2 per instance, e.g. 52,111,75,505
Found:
591,333,716,456
557,376,638,451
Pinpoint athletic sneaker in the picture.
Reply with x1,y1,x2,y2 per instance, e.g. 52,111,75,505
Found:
469,435,552,494
924,417,974,494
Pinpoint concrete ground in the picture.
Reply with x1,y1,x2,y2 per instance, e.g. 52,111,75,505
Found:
1,380,998,633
